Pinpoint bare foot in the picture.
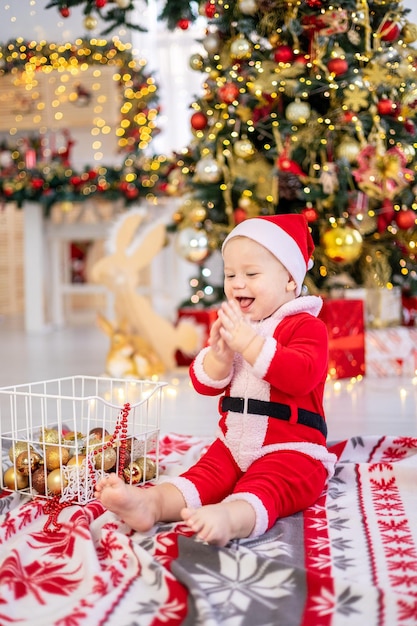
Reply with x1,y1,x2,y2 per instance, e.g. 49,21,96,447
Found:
94,474,159,532
181,500,256,547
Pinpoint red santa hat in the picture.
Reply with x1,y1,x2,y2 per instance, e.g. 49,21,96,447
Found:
222,214,314,297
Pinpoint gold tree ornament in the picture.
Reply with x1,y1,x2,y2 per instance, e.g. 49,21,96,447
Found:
285,99,311,124
234,137,256,159
3,466,29,490
83,15,98,30
189,53,205,71
230,35,252,60
175,227,211,264
343,85,369,111
401,22,417,44
321,221,364,265
336,136,361,163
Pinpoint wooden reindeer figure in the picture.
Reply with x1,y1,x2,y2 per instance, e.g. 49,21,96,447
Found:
91,209,200,371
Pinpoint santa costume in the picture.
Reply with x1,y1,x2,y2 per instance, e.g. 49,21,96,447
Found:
166,214,337,538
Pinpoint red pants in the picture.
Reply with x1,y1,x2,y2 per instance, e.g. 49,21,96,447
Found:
180,438,327,531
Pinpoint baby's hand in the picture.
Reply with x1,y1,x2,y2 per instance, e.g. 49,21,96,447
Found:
218,300,258,354
208,317,234,362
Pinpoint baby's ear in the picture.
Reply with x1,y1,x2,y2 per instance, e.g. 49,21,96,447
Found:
286,278,297,293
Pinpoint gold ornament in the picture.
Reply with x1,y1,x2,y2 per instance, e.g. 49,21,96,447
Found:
47,468,68,495
93,446,117,471
134,457,157,481
67,454,87,467
189,53,205,71
285,99,311,124
8,441,33,463
15,450,42,476
40,428,60,444
336,137,361,163
45,445,70,471
239,0,258,15
230,35,252,60
203,33,221,55
123,461,143,484
175,227,211,264
189,205,208,225
321,222,363,264
401,22,417,44
234,138,255,159
83,15,98,30
343,85,369,112
3,466,29,490
195,155,222,183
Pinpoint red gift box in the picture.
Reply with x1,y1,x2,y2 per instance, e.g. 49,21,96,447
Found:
402,295,417,327
318,299,365,380
175,307,219,366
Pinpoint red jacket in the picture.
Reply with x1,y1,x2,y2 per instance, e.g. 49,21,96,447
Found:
190,296,333,473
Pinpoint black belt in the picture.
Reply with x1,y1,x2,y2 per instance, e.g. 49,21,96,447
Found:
220,396,327,438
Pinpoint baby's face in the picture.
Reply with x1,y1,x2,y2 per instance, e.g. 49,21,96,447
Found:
223,236,296,321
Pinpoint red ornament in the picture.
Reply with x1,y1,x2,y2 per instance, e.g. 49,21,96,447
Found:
191,111,208,130
327,57,348,76
95,0,106,7
59,6,70,17
273,45,294,64
342,111,356,123
177,18,190,30
276,156,306,176
306,0,322,6
294,54,309,65
395,209,416,230
301,206,319,223
377,98,394,116
233,208,248,224
205,1,216,17
218,83,239,104
404,119,415,134
125,185,139,200
380,20,400,42
69,175,82,187
377,199,395,232
31,178,44,190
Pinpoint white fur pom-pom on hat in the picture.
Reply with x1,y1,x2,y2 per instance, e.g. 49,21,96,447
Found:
222,213,315,297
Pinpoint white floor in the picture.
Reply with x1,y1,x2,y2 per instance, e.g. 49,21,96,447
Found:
1,314,416,443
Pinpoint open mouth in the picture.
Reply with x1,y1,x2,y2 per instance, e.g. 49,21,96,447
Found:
236,297,254,311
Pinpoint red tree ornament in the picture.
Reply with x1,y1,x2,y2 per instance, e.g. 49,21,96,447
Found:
273,45,294,64
191,111,209,130
380,20,400,42
95,0,106,7
233,208,248,224
395,209,416,230
205,1,216,17
177,19,190,30
377,98,394,116
377,199,395,232
59,6,70,17
301,206,319,223
218,83,240,104
327,57,348,76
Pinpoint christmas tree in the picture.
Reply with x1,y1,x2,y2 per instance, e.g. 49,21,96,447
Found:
161,0,417,302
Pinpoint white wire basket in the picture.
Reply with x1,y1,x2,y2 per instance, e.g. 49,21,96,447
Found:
0,375,166,505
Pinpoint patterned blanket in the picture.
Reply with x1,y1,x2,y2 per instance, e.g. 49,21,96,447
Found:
1,433,417,626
